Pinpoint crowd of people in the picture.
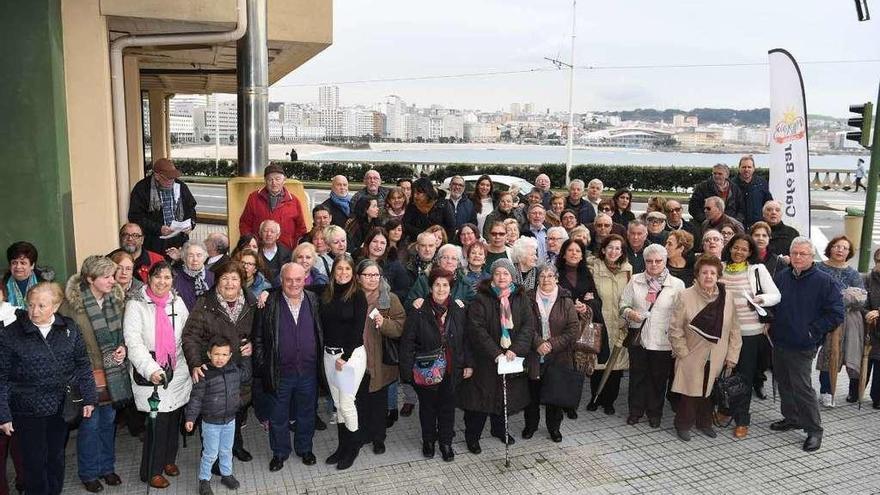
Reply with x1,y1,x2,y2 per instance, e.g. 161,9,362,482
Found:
1,154,866,495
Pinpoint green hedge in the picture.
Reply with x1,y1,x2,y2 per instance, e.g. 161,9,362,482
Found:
172,159,769,192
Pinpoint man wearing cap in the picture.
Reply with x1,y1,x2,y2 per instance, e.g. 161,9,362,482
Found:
239,164,308,251
128,157,198,254
645,211,669,246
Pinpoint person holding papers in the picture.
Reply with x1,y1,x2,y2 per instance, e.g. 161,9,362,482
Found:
319,254,368,470
128,158,197,256
457,259,534,456
399,268,471,461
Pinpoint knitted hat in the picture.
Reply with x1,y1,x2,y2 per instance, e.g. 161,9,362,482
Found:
489,258,522,285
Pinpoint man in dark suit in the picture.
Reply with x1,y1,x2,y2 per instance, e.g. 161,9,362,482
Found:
258,219,292,286
321,175,352,228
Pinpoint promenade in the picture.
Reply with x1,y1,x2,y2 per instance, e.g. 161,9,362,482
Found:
57,374,880,494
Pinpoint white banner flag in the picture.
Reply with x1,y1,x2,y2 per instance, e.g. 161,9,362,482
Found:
768,48,811,236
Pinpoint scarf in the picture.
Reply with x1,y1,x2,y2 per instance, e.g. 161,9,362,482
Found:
148,178,184,221
757,248,769,261
413,195,436,215
329,192,351,217
184,266,208,297
81,285,132,405
646,268,668,304
690,284,726,344
536,286,558,363
491,284,514,348
430,296,449,333
6,273,37,309
145,287,177,369
724,261,748,274
216,291,244,324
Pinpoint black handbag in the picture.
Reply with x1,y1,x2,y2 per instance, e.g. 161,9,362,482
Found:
752,269,774,324
539,352,585,409
712,368,750,411
41,333,85,426
133,302,177,386
621,287,664,348
381,336,400,366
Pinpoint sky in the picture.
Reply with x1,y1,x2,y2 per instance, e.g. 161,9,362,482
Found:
268,0,880,117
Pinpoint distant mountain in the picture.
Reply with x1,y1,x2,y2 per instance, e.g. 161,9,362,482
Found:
601,108,770,126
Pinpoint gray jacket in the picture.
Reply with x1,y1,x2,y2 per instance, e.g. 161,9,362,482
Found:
184,361,251,425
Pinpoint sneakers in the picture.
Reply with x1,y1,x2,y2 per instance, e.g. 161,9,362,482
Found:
220,475,240,490
199,480,214,495
820,393,834,408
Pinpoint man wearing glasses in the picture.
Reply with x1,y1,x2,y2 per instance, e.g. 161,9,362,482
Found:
484,221,512,272
701,196,744,237
446,176,475,230
663,200,700,240
117,223,164,283
128,158,197,255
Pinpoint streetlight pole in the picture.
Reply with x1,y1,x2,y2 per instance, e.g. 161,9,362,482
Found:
566,0,576,186
857,83,880,272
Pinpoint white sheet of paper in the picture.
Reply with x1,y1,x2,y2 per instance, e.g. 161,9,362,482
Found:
744,292,768,316
497,356,525,375
159,219,193,239
338,363,359,395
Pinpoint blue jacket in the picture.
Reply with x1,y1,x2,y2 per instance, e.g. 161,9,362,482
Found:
0,312,97,423
734,174,773,228
771,264,844,350
449,195,475,230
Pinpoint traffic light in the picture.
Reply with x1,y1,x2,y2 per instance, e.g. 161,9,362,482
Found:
847,102,874,148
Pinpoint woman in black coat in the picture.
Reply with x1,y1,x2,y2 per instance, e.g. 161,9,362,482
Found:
456,259,534,455
399,267,472,462
402,178,456,244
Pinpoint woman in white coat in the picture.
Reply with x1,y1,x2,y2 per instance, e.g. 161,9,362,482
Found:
123,261,192,489
619,244,685,428
718,233,780,439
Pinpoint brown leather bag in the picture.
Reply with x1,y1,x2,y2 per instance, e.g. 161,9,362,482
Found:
573,306,602,376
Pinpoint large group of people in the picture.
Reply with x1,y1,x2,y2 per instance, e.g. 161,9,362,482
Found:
1,155,864,495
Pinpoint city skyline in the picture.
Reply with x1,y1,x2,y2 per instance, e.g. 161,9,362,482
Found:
257,0,879,117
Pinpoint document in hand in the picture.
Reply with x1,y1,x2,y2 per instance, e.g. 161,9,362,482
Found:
497,356,524,375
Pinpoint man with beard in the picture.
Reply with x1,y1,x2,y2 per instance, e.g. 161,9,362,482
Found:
118,223,164,283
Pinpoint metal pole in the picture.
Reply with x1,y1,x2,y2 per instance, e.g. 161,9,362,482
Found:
857,83,880,272
237,0,269,177
214,95,220,168
565,0,576,186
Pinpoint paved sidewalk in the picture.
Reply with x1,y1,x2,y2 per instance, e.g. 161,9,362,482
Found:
52,370,880,495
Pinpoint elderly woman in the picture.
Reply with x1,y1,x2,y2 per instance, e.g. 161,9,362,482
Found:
353,260,405,456
458,259,534,454
462,241,490,290
173,241,215,311
60,256,133,492
523,264,579,442
124,262,193,488
320,254,368,470
700,229,724,259
511,236,540,291
324,225,349,264
403,178,456,243
234,248,273,303
586,234,633,415
110,250,145,299
406,244,476,311
358,227,410,303
503,218,521,247
665,230,695,287
310,227,333,276
619,245,685,428
546,194,566,227
292,242,329,291
715,234,780,438
816,235,866,407
384,187,408,223
611,189,635,227
400,268,471,461
0,282,96,495
668,255,741,442
3,242,53,309
182,260,256,463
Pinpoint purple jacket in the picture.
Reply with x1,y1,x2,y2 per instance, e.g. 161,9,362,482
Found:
173,266,215,311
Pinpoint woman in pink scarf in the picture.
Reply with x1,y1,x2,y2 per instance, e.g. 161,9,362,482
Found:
123,262,192,489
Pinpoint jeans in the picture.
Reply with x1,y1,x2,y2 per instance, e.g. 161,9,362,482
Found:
387,381,398,411
76,404,117,482
199,420,235,480
15,413,67,495
269,372,317,458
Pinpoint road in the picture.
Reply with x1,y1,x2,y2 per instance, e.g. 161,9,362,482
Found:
190,183,878,259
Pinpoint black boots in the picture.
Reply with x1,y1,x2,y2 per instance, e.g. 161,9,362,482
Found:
335,424,360,470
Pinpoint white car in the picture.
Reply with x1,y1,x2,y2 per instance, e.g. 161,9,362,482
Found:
438,174,534,202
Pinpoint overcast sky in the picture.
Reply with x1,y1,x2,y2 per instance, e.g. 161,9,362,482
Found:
268,0,880,117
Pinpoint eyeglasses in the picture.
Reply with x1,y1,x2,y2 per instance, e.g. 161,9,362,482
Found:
121,233,143,239
439,256,458,262
599,207,612,212
547,236,564,241
704,207,713,211
116,267,133,274
490,232,506,237
359,273,381,279
451,182,465,188
667,207,682,213
539,273,557,279
331,239,346,245
240,261,256,267
647,219,665,224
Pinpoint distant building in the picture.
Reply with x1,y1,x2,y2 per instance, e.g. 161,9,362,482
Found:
385,95,407,140
523,102,534,115
579,128,673,148
319,85,339,110
193,101,238,143
675,129,721,148
511,103,521,119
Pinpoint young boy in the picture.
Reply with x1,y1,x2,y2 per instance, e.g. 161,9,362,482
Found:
185,336,250,495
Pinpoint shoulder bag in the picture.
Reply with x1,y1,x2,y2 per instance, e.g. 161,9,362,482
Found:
540,349,585,409
411,314,448,387
132,301,177,387
41,331,85,426
752,268,774,324
621,287,664,348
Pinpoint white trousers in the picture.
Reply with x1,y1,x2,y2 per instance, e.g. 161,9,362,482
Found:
324,346,367,432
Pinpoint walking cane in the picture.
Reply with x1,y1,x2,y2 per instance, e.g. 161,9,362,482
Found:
146,385,161,486
502,372,510,468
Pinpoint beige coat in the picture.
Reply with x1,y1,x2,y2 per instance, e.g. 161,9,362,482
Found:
363,292,406,393
668,285,742,398
588,257,633,371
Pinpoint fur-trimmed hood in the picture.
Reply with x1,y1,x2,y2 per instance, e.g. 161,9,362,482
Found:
64,274,126,313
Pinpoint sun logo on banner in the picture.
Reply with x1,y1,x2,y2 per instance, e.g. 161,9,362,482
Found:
773,108,806,144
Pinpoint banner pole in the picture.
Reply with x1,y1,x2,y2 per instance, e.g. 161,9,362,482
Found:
857,82,880,272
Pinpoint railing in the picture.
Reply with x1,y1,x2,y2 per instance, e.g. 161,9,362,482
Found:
810,169,861,191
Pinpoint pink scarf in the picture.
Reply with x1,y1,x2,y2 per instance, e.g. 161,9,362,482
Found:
146,287,177,369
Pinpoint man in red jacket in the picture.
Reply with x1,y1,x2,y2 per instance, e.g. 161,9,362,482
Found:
239,164,307,250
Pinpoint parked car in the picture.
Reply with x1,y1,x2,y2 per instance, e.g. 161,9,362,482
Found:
438,175,533,203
